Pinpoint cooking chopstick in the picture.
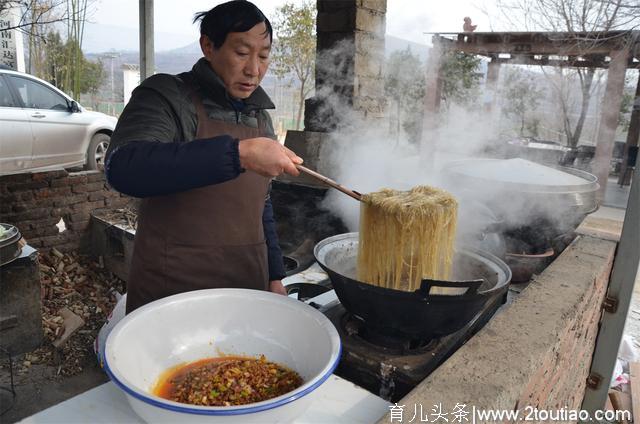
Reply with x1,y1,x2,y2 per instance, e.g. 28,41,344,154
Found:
296,165,362,202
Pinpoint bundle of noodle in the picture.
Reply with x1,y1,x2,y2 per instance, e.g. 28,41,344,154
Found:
357,185,458,292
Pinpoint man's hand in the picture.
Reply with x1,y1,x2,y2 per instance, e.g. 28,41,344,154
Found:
269,280,287,296
238,137,303,178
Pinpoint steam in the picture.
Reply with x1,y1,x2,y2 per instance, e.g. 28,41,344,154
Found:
304,39,593,249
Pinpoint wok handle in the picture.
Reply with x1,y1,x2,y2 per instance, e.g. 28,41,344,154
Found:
296,165,362,202
419,278,484,298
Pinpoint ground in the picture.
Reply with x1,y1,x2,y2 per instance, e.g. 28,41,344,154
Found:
0,251,124,422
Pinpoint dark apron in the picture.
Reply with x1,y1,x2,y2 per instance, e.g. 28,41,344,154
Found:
125,90,271,313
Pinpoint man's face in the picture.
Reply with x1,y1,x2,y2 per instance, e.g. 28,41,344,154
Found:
201,22,271,99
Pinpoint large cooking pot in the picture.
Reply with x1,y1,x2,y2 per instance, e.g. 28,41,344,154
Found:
314,233,511,341
441,158,599,236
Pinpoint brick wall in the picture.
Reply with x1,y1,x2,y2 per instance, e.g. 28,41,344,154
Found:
0,170,131,252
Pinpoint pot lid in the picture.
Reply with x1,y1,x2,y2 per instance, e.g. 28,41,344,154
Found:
443,158,598,193
0,223,22,267
0,223,19,246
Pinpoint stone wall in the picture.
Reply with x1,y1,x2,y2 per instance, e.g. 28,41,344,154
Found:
0,170,131,252
378,235,616,423
304,0,387,132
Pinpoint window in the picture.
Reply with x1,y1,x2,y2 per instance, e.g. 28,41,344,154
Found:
0,76,15,107
6,75,69,110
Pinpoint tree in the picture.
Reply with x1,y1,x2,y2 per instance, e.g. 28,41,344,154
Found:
270,1,316,131
43,30,104,97
494,0,640,147
439,51,482,108
502,68,544,136
618,75,638,132
0,0,66,34
384,47,425,144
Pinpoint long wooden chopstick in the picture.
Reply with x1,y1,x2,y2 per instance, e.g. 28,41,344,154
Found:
296,165,362,202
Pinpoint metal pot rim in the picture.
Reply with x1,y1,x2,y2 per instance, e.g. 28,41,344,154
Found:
313,232,512,296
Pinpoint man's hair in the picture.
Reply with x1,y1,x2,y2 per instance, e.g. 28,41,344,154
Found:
193,0,272,49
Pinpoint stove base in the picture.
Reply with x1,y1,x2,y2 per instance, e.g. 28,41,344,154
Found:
325,292,507,402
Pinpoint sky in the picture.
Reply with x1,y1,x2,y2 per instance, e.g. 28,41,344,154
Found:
88,0,498,51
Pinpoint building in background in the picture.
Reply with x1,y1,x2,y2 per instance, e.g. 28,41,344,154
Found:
122,64,140,105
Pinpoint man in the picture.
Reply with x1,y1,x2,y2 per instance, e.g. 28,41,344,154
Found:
105,0,302,313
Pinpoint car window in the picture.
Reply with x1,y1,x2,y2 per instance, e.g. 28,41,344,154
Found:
6,75,69,111
0,76,15,107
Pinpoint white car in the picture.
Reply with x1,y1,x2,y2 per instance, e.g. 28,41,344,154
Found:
0,66,117,175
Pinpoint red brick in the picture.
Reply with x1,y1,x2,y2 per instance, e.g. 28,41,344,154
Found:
7,180,48,192
34,188,53,199
19,191,34,202
86,172,106,183
88,192,107,202
0,174,32,184
71,200,105,212
50,177,71,188
25,217,61,229
7,208,50,221
49,207,67,217
68,219,90,231
84,182,106,192
68,175,88,186
32,170,67,181
71,185,87,194
26,226,60,237
53,195,86,207
12,203,30,213
67,211,89,222
0,193,19,203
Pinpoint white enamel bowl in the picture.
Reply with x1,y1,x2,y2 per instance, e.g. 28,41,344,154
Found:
104,289,341,423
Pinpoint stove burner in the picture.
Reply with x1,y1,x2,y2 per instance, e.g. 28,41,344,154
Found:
341,313,437,354
324,292,508,402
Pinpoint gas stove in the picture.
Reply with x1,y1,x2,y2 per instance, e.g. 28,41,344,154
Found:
301,281,508,403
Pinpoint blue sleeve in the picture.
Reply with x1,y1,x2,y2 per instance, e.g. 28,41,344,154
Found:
263,196,286,281
105,136,243,198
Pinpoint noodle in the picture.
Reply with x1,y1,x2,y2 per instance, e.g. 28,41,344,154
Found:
357,185,458,292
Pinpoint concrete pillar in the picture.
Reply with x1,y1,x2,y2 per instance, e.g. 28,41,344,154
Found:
139,0,154,81
593,49,629,202
617,75,640,186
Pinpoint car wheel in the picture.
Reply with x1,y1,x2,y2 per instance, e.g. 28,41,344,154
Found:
87,133,110,170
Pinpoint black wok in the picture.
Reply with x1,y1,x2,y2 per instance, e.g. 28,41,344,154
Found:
314,233,511,341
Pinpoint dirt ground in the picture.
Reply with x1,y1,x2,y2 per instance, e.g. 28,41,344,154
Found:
0,251,124,423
